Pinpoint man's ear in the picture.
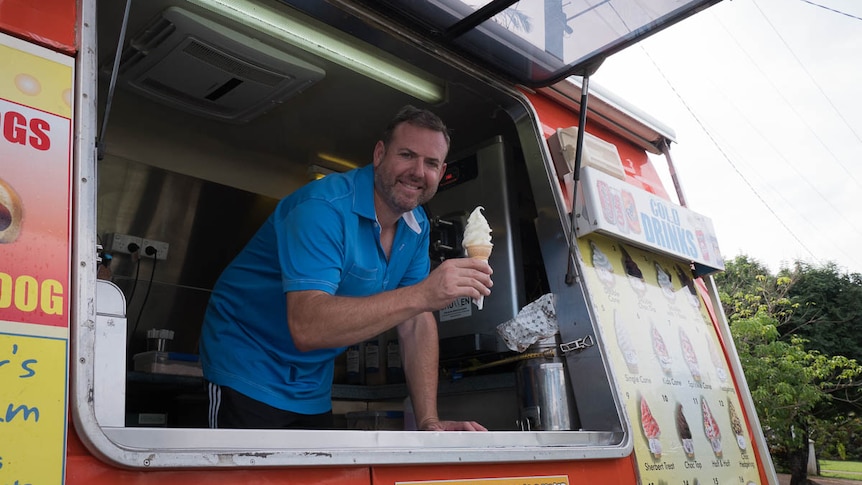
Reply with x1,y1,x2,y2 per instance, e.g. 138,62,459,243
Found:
372,141,385,168
437,162,447,181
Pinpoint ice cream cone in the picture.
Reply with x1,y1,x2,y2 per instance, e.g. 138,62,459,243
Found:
465,244,492,310
463,206,493,311
466,244,493,261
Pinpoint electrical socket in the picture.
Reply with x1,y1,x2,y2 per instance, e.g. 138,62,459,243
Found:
141,239,169,260
105,233,143,255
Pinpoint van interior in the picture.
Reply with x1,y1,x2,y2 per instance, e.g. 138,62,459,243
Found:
83,1,689,466
93,0,564,431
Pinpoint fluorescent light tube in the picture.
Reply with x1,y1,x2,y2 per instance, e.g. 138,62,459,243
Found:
189,0,446,103
317,153,359,170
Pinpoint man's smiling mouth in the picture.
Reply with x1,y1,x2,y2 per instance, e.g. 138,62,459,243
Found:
399,180,423,192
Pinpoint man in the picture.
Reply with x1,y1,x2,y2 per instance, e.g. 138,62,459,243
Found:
200,106,492,431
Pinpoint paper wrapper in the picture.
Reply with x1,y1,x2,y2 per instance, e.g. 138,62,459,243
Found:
496,293,558,352
466,244,492,309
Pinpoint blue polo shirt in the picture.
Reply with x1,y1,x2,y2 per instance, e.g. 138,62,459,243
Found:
199,165,431,414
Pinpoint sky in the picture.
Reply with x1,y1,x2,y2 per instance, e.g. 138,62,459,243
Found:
589,0,862,276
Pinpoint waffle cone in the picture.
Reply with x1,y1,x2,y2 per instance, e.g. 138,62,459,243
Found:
465,244,493,261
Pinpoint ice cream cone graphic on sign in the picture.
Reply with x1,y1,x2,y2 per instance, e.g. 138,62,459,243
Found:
463,206,492,310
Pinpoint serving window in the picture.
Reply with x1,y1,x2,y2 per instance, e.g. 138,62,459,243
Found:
72,0,632,469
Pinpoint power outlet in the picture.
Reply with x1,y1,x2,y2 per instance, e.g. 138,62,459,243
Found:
141,239,169,260
105,233,143,255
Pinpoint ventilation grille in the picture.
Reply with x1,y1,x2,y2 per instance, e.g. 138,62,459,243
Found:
182,40,286,87
107,7,325,123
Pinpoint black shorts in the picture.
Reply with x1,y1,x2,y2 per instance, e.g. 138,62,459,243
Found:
207,381,333,429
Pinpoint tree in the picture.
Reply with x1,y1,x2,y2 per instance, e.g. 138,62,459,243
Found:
811,412,862,461
715,255,796,323
780,262,862,365
716,255,862,484
730,313,861,485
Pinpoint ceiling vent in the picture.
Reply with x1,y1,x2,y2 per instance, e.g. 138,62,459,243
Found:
109,7,325,123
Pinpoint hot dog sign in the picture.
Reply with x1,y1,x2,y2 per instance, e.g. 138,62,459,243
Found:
0,33,73,327
0,31,73,485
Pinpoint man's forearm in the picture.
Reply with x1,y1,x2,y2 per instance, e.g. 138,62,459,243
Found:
287,257,492,351
399,312,440,430
287,286,429,351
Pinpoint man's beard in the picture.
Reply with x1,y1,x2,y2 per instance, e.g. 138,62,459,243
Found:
375,172,437,214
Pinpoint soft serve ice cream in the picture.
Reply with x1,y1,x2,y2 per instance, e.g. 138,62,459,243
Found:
463,206,493,252
463,206,492,309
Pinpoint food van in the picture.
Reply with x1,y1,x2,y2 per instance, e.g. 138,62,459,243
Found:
0,0,780,484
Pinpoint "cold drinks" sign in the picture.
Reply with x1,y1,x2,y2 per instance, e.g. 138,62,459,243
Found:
575,167,724,276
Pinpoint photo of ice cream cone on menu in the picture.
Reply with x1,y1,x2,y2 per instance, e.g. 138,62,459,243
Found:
675,403,695,460
589,240,616,288
701,395,723,457
728,400,746,450
639,394,662,459
463,206,493,310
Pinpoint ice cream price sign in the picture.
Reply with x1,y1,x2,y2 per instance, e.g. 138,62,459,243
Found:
578,235,761,485
575,167,724,276
0,32,73,485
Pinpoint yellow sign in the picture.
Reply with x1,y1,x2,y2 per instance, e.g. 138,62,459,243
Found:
0,42,72,118
0,333,68,483
397,477,569,485
578,235,761,485
0,31,73,485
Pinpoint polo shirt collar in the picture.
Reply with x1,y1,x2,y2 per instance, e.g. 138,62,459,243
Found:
354,165,422,234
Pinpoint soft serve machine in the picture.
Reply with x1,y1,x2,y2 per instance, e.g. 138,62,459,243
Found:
425,136,580,431
425,136,525,358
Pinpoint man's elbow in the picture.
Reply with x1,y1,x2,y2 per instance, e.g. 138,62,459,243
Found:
288,316,319,352
286,291,327,352
292,332,320,352
294,341,317,352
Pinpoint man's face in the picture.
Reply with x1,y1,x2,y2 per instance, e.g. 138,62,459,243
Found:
373,122,448,215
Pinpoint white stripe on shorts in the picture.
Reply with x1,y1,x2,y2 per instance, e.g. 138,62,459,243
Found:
208,382,221,429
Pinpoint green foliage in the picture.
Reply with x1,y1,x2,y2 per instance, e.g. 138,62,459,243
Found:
714,255,797,323
781,262,862,366
812,414,862,461
718,254,862,467
730,314,834,452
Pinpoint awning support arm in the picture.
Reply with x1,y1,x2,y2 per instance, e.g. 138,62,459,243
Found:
443,0,518,39
659,138,688,207
565,74,591,285
96,0,133,161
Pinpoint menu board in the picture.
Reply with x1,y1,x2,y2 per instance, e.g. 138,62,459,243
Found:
0,32,73,485
578,234,761,485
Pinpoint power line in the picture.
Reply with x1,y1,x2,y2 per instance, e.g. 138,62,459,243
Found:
634,44,821,262
710,9,862,238
753,0,862,187
798,0,862,21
